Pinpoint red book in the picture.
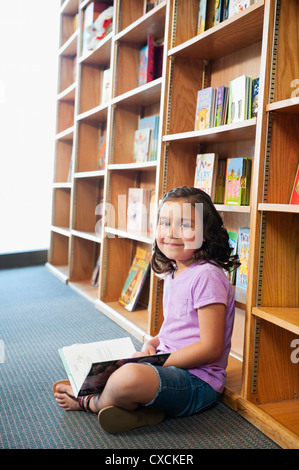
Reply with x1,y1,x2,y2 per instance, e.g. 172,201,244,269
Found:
290,164,299,204
138,35,155,86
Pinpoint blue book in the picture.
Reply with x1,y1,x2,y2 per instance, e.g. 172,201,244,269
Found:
138,115,160,161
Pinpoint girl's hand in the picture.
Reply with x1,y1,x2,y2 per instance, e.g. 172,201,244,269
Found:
132,343,156,357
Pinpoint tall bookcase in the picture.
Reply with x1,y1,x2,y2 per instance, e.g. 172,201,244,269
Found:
47,0,299,448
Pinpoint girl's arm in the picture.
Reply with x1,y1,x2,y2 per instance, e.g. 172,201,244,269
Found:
164,303,226,368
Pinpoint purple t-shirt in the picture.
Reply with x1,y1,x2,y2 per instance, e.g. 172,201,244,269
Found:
156,261,235,393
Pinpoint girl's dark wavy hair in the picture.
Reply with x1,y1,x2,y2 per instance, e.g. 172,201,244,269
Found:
151,186,240,275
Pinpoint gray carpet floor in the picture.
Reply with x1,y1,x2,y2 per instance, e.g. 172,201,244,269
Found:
0,266,281,450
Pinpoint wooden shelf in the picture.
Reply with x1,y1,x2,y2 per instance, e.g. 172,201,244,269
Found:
266,97,299,114
61,0,79,15
46,262,69,283
76,103,108,123
69,280,99,303
55,126,74,141
169,0,264,60
59,29,79,57
108,161,157,172
72,229,102,244
252,307,299,335
79,32,112,65
112,78,162,107
57,82,77,101
115,1,166,44
258,400,299,437
258,203,299,213
74,170,105,178
163,119,256,144
105,227,153,245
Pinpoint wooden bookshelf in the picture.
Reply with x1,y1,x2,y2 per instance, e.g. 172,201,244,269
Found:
48,0,299,448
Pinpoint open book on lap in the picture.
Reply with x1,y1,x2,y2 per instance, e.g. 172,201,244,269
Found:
58,337,170,397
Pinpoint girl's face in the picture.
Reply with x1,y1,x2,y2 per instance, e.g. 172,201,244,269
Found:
156,198,203,263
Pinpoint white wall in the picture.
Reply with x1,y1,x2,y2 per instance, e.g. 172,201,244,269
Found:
0,0,60,254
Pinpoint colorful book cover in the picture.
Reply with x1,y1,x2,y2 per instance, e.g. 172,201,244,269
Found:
251,77,259,118
225,157,252,205
235,227,250,290
215,85,228,126
138,35,155,86
227,231,238,284
228,0,254,17
138,115,159,161
194,87,216,130
133,128,152,163
206,0,222,29
222,0,230,21
194,153,217,198
119,247,151,311
197,0,208,34
98,134,106,170
290,164,299,204
214,158,227,203
228,75,247,124
127,187,152,234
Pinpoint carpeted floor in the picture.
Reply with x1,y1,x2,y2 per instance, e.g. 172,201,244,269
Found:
0,266,281,450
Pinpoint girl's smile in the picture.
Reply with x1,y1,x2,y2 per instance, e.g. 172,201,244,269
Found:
156,198,203,272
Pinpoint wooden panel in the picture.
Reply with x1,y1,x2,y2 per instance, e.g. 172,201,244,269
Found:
254,320,299,404
55,141,73,182
168,57,203,134
80,64,103,113
261,212,299,307
173,0,199,46
112,106,139,164
274,0,299,102
50,232,69,266
164,141,199,192
115,42,140,96
103,236,134,301
53,188,71,227
71,236,99,281
77,122,101,172
266,114,299,204
74,178,103,232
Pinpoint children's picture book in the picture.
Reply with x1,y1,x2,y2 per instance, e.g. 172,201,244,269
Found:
133,128,152,163
227,231,238,284
251,77,259,118
138,115,160,161
228,75,247,123
215,85,228,126
222,0,230,21
197,0,208,34
138,35,155,86
58,336,170,397
127,187,152,234
90,254,101,287
194,153,217,198
98,133,106,170
235,227,250,290
119,247,151,311
289,164,299,204
206,0,223,29
214,158,227,203
194,87,216,131
224,157,252,205
228,0,254,18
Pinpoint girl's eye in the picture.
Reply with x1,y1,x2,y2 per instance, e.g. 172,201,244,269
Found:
160,220,170,227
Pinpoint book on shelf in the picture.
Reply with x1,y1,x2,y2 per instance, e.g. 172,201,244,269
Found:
251,77,259,118
194,153,217,199
127,187,152,234
214,158,227,203
138,115,160,161
119,247,152,311
224,157,252,205
144,0,164,14
58,336,170,397
290,164,299,204
98,133,106,170
133,128,152,163
235,227,250,293
222,0,230,21
90,254,101,287
227,231,238,284
206,0,223,29
148,190,156,236
227,75,252,124
82,2,113,55
138,35,155,86
215,85,228,126
197,0,208,34
194,87,216,131
101,68,111,104
228,0,254,18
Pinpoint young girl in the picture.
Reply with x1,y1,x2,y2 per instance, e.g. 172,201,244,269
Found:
54,186,239,434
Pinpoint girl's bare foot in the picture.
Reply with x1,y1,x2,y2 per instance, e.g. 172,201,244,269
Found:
54,383,82,411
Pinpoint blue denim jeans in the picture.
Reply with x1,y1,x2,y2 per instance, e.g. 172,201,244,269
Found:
144,365,222,417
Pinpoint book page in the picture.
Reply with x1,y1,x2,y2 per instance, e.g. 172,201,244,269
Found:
59,337,136,396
